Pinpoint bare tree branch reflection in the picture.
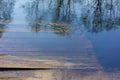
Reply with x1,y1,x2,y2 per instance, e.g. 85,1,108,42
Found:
0,0,15,37
81,0,120,33
24,0,77,36
24,0,120,34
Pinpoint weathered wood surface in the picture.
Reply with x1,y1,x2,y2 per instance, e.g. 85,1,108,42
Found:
0,55,108,80
0,55,102,70
0,69,120,80
0,55,76,69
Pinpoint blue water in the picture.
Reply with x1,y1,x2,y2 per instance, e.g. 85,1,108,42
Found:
0,0,120,71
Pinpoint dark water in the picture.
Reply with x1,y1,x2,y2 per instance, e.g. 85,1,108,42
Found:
0,0,120,72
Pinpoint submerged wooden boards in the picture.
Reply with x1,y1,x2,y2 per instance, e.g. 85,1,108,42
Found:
0,30,104,79
0,69,120,80
0,55,102,70
0,55,76,69
0,55,107,80
0,32,102,70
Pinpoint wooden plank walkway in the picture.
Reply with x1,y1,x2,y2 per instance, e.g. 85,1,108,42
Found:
0,68,119,80
0,55,102,70
0,26,104,79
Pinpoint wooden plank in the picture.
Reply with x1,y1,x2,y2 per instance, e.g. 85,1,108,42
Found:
0,55,102,70
0,69,119,80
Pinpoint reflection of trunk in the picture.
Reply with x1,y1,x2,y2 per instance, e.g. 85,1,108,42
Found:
0,26,5,38
34,0,40,21
92,0,103,33
56,0,64,18
55,0,72,22
94,0,102,22
66,0,71,21
25,0,41,32
95,0,102,13
32,0,41,32
58,0,64,7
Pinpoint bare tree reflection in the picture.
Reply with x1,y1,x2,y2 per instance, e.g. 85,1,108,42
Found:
0,0,14,37
24,0,120,34
24,0,76,36
81,0,120,33
55,0,73,22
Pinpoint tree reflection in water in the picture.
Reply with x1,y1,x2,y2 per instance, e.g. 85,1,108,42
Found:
0,0,15,37
24,0,79,36
81,0,120,33
0,0,120,80
24,0,120,35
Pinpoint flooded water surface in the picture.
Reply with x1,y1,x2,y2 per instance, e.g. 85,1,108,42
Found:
0,0,120,80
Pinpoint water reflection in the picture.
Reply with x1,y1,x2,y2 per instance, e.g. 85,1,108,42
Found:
23,0,120,34
0,0,119,35
24,0,79,35
25,0,75,22
81,0,120,33
0,0,120,79
0,25,5,38
0,0,15,37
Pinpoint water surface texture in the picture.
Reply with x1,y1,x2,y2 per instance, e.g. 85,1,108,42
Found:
0,0,120,79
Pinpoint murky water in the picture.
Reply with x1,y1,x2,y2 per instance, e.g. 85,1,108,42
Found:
0,0,120,79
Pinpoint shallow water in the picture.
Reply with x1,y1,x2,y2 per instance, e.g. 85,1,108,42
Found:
0,0,120,77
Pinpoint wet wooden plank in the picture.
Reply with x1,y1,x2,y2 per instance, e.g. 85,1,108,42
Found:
0,55,102,70
0,55,75,69
0,69,119,80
